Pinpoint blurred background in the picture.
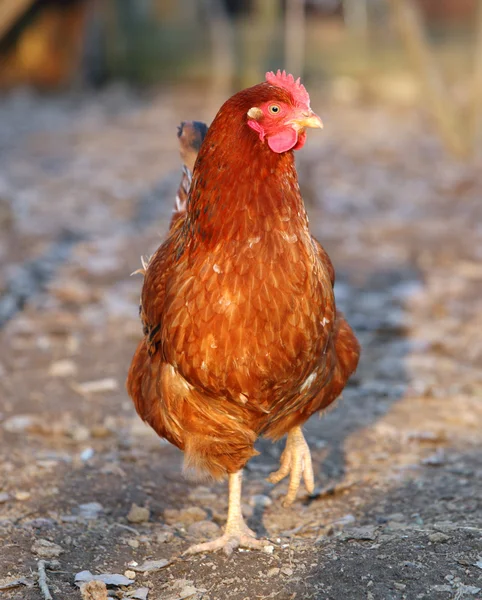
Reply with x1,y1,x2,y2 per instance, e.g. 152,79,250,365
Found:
1,2,482,599
0,0,481,156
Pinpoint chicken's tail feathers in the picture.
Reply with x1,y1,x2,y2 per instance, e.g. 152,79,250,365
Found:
170,121,208,229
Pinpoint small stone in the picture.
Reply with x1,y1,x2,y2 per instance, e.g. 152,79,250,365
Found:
48,359,78,378
263,545,275,554
80,448,95,462
127,504,150,524
80,580,108,600
90,425,112,439
128,539,140,549
0,492,10,503
0,576,33,591
31,539,63,558
165,506,207,525
422,450,445,466
178,506,208,524
340,526,377,541
78,502,104,520
131,559,170,573
70,425,90,442
333,514,356,527
72,378,119,396
394,583,406,590
386,513,405,522
249,494,272,508
3,414,41,433
458,585,481,596
15,491,30,502
281,567,293,576
75,570,134,587
124,570,136,579
178,585,197,599
127,588,149,600
156,530,173,544
267,567,280,577
428,532,450,543
162,508,179,525
187,520,220,539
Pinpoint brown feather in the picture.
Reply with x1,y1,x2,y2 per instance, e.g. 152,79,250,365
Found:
127,82,360,478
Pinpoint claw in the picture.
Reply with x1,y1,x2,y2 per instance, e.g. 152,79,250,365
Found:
268,426,314,506
184,526,269,556
183,471,269,556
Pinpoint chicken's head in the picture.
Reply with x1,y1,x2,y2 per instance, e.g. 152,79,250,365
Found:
246,70,323,154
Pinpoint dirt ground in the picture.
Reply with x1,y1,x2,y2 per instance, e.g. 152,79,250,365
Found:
0,84,481,600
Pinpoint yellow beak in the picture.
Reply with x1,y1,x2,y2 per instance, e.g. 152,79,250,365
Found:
290,110,323,130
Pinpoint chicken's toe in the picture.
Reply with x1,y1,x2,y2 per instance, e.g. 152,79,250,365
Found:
184,531,269,556
268,426,315,506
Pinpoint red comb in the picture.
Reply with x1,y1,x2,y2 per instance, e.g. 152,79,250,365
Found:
265,70,310,107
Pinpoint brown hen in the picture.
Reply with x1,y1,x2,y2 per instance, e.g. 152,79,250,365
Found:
127,71,360,555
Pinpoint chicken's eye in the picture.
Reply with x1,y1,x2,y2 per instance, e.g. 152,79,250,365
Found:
268,104,281,115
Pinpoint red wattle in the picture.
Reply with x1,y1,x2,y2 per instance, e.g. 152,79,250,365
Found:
267,128,298,153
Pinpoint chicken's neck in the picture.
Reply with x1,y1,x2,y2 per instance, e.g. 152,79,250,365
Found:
185,132,309,248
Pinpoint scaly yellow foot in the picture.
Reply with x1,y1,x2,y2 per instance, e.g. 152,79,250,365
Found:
268,426,314,506
183,471,269,556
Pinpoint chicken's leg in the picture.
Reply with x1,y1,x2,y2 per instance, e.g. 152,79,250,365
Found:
184,471,269,556
268,426,314,506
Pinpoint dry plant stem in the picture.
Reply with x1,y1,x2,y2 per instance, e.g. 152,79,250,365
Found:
268,426,315,506
285,0,306,78
387,0,468,157
37,560,53,600
470,1,482,153
184,471,268,555
202,0,235,107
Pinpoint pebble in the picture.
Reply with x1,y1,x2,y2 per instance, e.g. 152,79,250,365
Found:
164,506,207,525
263,545,275,554
249,494,272,508
156,530,174,544
48,359,78,378
72,378,119,396
428,532,450,543
3,414,41,433
78,502,104,520
131,559,171,573
267,568,280,577
458,585,481,596
128,539,140,549
178,585,198,599
422,450,446,466
75,571,134,587
340,526,378,541
187,520,220,539
31,539,64,558
281,567,293,577
127,504,150,524
394,582,406,590
127,589,149,600
15,491,31,501
80,448,95,461
70,425,90,442
333,514,356,527
80,580,108,600
90,425,112,439
124,570,136,579
0,492,10,503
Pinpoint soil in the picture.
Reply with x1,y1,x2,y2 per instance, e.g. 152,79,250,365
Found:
0,85,481,600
